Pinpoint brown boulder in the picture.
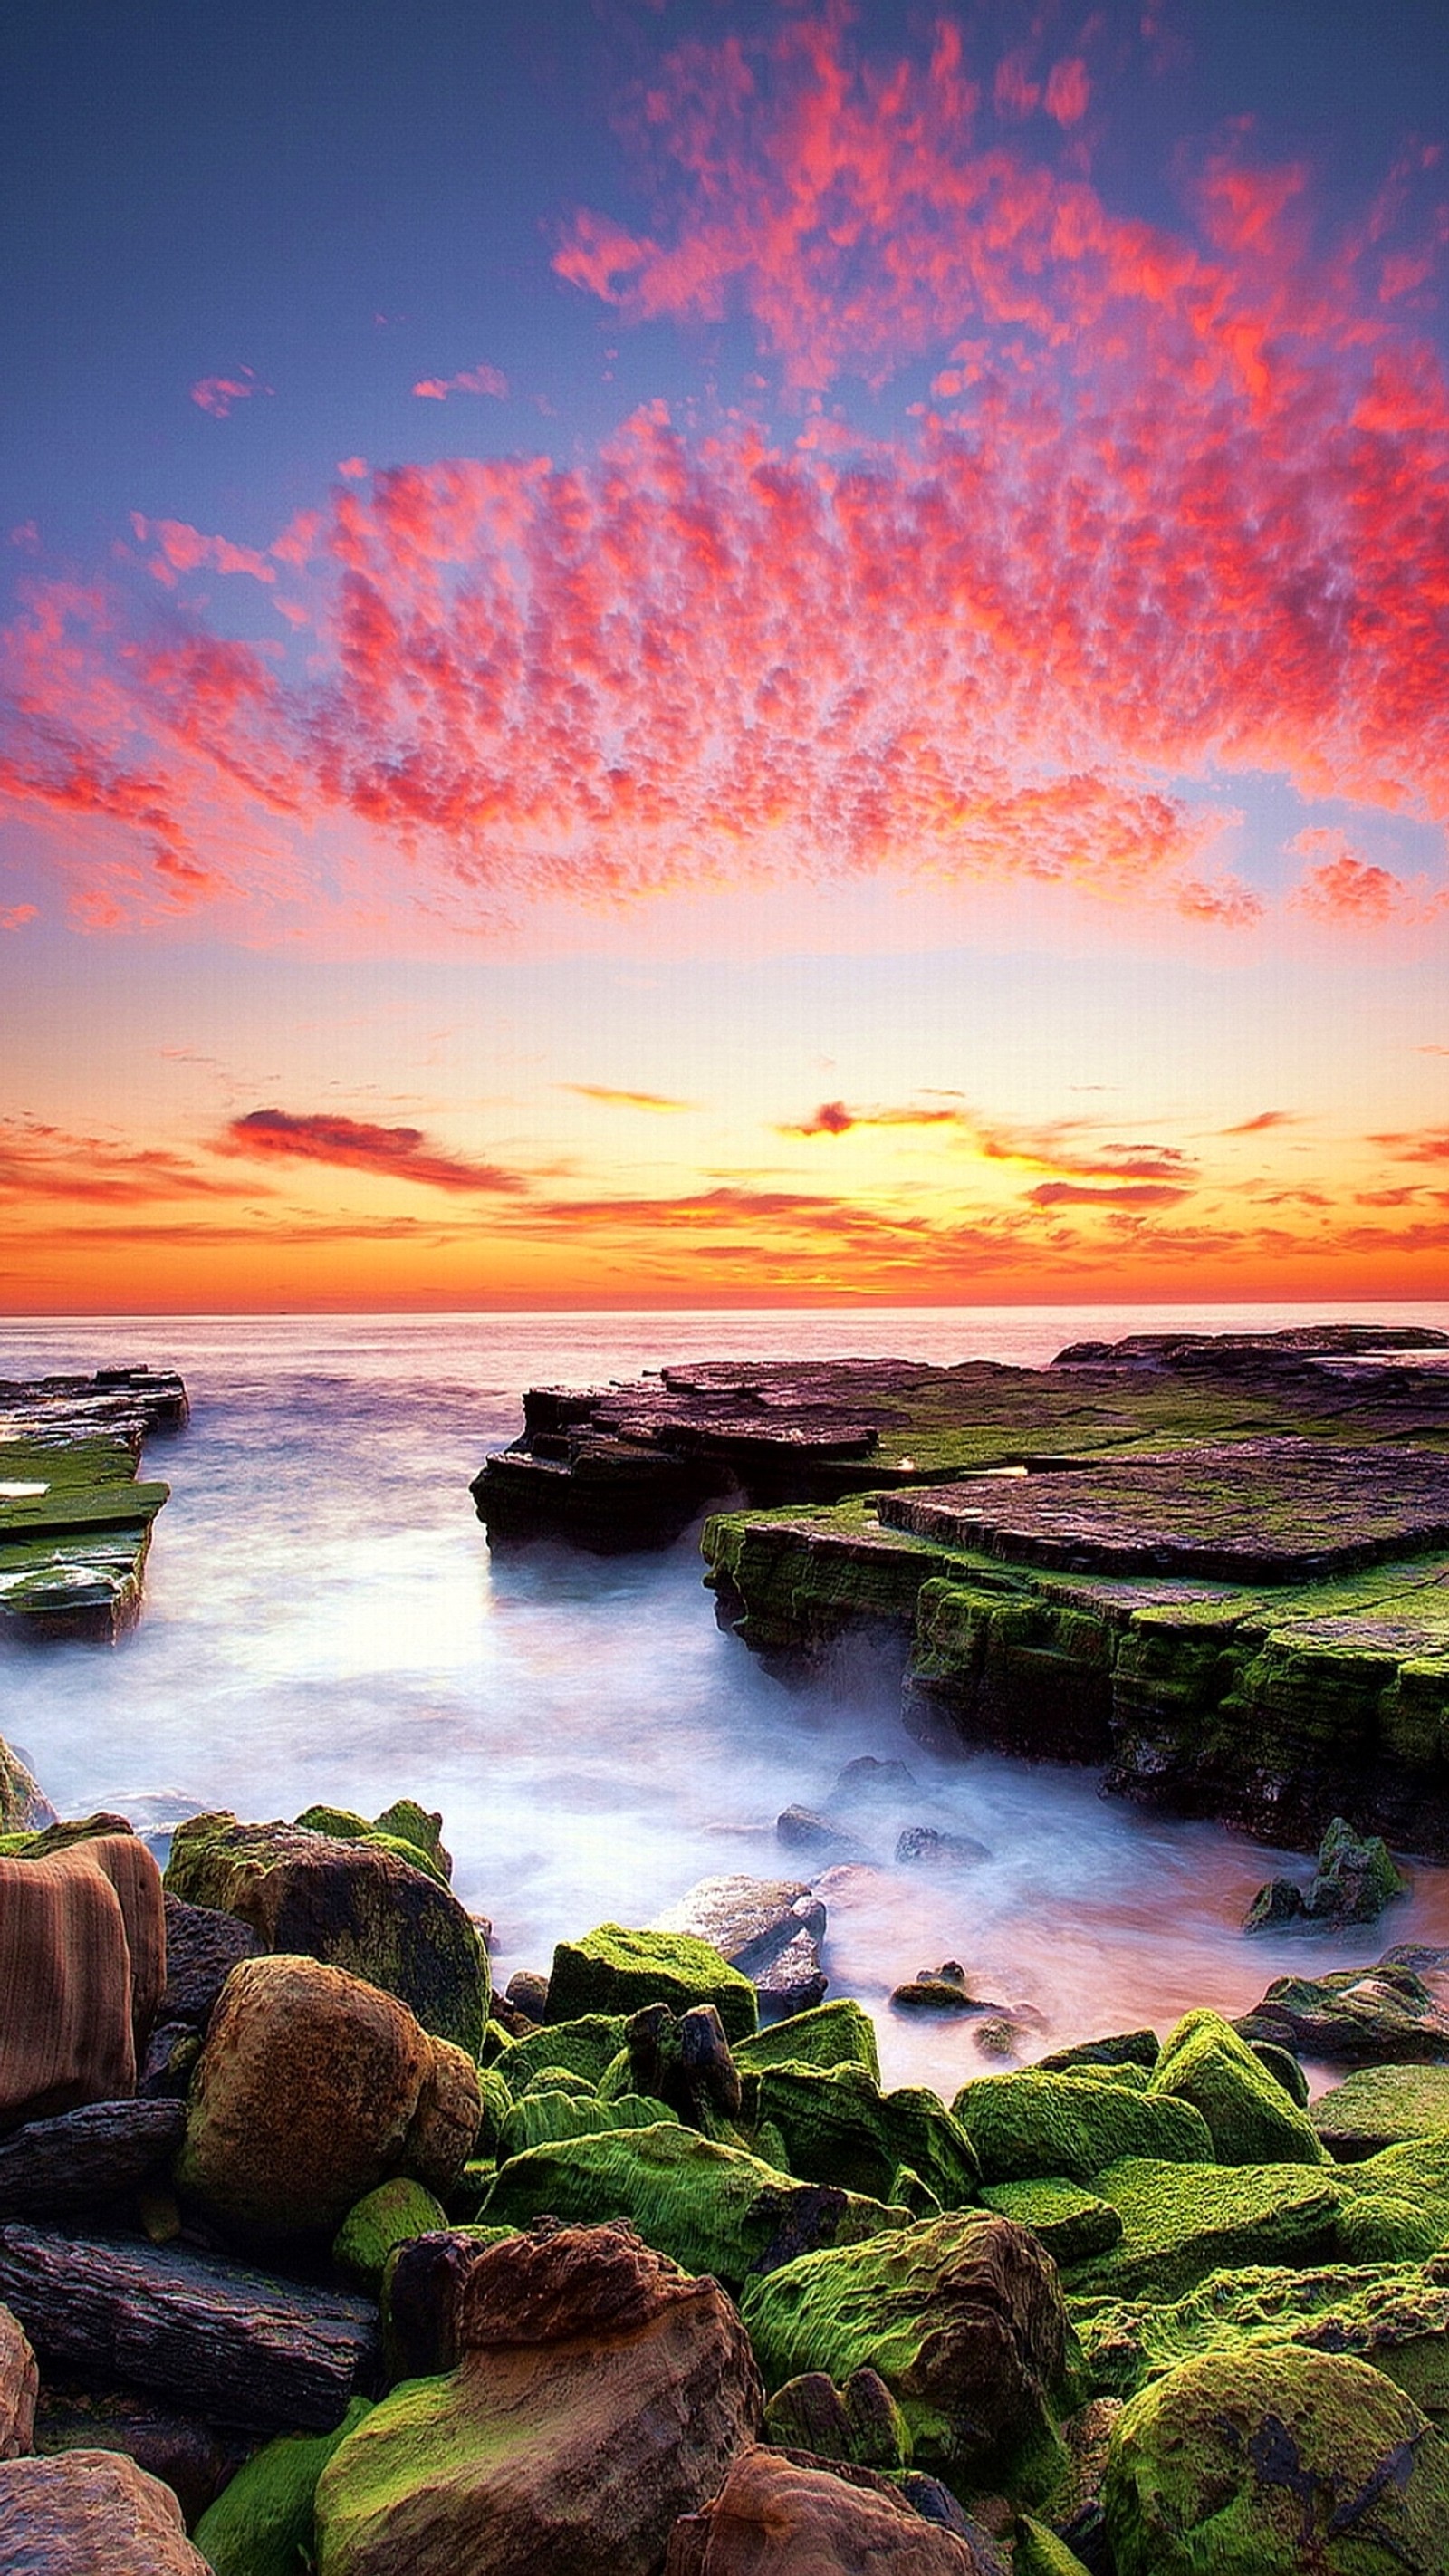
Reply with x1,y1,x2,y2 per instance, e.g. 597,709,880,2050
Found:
0,1836,166,2125
0,2304,35,2459
0,2447,209,2571
313,2220,762,2575
665,2448,994,2572
175,1954,480,2242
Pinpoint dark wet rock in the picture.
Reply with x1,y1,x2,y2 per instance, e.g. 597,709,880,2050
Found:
380,2228,500,2382
891,1964,998,2014
176,1954,480,2244
622,2002,743,2126
158,1894,262,2031
775,1806,869,1862
664,2446,993,2572
314,2221,762,2576
1234,1962,1449,2062
33,2388,248,2526
165,1813,489,2056
762,2365,910,2469
972,2017,1029,2057
504,1967,551,2019
1305,1814,1406,1922
0,2448,210,2571
896,1824,989,1867
753,1930,828,2014
1103,2344,1449,2573
0,2226,379,2431
0,2099,185,2220
1039,2031,1160,2075
0,1833,166,2127
0,2302,35,2458
137,2024,201,2100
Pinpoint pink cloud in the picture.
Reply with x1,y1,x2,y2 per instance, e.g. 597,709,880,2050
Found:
412,362,509,401
1288,828,1440,924
188,367,273,418
0,905,36,931
220,1109,527,1195
337,457,369,481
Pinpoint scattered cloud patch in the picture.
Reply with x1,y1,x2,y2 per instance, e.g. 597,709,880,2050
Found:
0,905,36,931
561,1085,697,1111
1222,1110,1303,1135
412,362,509,400
189,367,272,418
220,1108,527,1194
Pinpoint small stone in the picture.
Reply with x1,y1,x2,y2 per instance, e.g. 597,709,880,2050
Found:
895,1827,989,1867
775,1808,869,1862
973,2018,1025,2057
1243,1876,1307,1931
505,1970,551,2020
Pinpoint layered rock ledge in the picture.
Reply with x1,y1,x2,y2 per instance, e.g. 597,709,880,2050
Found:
0,1369,187,1646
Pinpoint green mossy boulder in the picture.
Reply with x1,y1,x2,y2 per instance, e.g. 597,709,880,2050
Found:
483,2120,903,2288
741,2211,1072,2496
545,1924,758,2041
473,2064,513,2158
1335,2132,1449,2250
495,2088,677,2158
1071,2156,1346,2300
734,2000,881,2081
980,2177,1125,2267
1039,2032,1160,2077
166,1812,489,2056
1335,2191,1444,2264
1147,2009,1326,2166
373,1800,452,1878
503,2014,628,2091
1075,2260,1449,2417
950,2068,1214,2184
1014,2519,1096,2576
1250,2041,1310,2108
762,2365,913,2469
1306,1814,1405,1923
332,2177,449,2289
1104,2345,1449,2573
744,2062,979,2208
191,2396,372,2574
1312,2062,1449,2158
519,2064,597,2098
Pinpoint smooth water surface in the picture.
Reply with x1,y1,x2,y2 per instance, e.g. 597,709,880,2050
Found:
5,1302,1449,2094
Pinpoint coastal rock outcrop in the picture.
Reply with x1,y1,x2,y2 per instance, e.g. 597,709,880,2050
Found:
164,1814,489,2054
664,2446,994,2572
312,2221,762,2576
174,1953,480,2243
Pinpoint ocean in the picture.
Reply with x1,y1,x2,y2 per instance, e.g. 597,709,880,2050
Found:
5,1302,1449,2094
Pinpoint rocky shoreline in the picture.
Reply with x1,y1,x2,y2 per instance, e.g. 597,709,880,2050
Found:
0,1367,187,1644
4,1786,1449,2567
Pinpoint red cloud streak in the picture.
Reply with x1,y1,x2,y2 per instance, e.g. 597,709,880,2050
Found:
221,1110,526,1194
3,14,1447,937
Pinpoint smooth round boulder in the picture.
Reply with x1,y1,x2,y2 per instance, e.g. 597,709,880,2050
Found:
175,1954,479,2242
1105,2344,1449,2573
0,2448,210,2571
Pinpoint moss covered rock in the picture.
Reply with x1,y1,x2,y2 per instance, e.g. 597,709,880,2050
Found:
496,2089,676,2158
744,2062,978,2209
1038,2032,1160,2078
1071,2156,1345,2300
740,2212,1071,2495
484,2120,903,2289
1075,2260,1449,2416
734,2000,880,2082
979,2177,1124,2267
1335,2192,1444,2265
762,2364,912,2468
191,2397,371,2574
1311,2062,1449,2159
1103,2345,1449,2572
1014,2520,1095,2576
1147,2009,1326,2167
166,1814,489,2056
546,1927,758,2042
504,2015,629,2091
950,2069,1213,2185
332,2177,449,2289
1335,2132,1449,2254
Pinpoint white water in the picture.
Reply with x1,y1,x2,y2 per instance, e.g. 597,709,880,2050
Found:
5,1302,1449,2096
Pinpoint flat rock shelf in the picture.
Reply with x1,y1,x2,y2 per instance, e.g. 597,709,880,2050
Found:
0,1368,188,1644
475,1326,1449,1858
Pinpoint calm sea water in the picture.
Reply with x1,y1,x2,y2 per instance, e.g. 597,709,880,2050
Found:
5,1302,1449,2094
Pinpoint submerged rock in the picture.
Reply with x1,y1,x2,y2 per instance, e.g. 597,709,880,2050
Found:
313,2221,762,2576
1234,1963,1449,2062
1244,1814,1406,1933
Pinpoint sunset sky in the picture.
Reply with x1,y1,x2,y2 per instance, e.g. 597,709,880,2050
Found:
3,0,1448,1309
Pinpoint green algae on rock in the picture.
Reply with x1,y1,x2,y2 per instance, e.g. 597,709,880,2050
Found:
293,1803,451,1888
331,2177,450,2290
1103,2344,1449,2574
1074,2262,1449,2416
545,1926,759,2042
1070,2157,1345,2301
949,2069,1214,2186
740,2211,1071,2498
1311,2062,1449,2158
734,2000,881,2082
979,2178,1125,2268
500,2014,629,2091
483,2120,904,2288
743,2061,979,2209
1147,2009,1326,2167
191,2397,372,2576
165,1812,490,2056
1235,1964,1449,2062
0,1368,186,1643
